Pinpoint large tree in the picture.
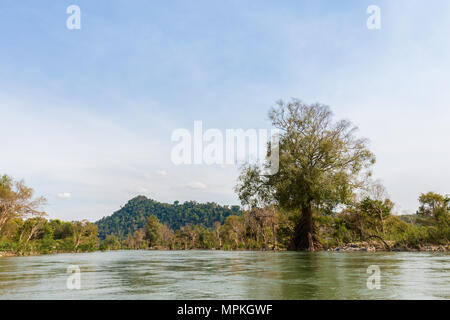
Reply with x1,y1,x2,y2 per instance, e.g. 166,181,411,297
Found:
145,215,163,247
0,174,46,234
236,100,375,251
417,192,449,219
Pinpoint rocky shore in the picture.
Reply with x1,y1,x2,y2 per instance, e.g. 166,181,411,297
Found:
0,251,16,257
327,241,449,252
2,244,449,257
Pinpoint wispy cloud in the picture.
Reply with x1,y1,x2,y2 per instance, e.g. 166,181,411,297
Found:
1,0,449,220
186,182,207,190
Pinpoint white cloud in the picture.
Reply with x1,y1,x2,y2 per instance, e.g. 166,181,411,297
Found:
3,1,450,220
186,181,207,190
57,192,71,199
138,187,150,194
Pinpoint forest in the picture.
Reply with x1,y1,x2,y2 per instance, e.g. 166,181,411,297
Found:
95,196,241,240
0,173,448,255
99,192,449,251
1,100,449,255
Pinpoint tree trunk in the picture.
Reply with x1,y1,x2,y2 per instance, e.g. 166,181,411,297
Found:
288,202,322,251
271,222,277,250
379,210,385,234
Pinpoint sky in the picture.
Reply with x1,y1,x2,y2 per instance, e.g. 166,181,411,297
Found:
1,0,449,221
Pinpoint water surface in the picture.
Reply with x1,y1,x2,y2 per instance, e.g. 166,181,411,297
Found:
0,250,448,299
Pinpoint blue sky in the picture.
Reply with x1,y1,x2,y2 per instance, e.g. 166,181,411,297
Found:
1,0,449,221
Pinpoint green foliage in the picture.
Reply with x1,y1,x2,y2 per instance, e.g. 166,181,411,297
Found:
331,218,353,246
417,192,449,218
0,217,98,255
51,220,74,239
99,235,121,251
236,100,375,211
0,174,47,235
145,215,163,247
0,240,16,251
1,173,448,254
95,196,241,240
235,100,376,250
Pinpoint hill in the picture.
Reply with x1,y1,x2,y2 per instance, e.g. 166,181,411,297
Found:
95,196,241,239
398,214,436,227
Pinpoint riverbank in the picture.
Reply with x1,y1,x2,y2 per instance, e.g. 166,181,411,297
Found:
2,242,449,257
0,249,96,257
0,251,16,257
327,241,449,252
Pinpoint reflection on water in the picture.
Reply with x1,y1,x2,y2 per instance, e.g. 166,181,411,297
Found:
0,251,448,299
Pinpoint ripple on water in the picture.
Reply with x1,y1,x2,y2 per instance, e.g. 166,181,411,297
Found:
0,250,448,299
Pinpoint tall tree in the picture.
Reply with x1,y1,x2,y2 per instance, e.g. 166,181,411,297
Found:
0,175,46,234
223,216,244,248
236,100,375,250
358,197,393,235
417,192,449,218
360,181,393,234
72,220,98,252
145,215,162,247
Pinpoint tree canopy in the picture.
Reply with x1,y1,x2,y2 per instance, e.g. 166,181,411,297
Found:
417,192,449,218
236,100,376,250
95,196,241,240
0,174,46,234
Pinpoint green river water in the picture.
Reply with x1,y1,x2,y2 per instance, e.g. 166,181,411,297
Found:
0,250,448,299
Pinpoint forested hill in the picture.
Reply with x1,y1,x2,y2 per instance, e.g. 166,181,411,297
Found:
95,196,241,239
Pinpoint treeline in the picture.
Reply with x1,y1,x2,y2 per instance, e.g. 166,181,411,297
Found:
2,100,449,256
0,218,98,255
319,191,449,248
95,196,241,240
101,208,290,250
100,191,449,251
1,171,448,255
0,175,97,255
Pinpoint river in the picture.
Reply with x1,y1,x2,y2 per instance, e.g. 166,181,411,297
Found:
0,250,448,299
